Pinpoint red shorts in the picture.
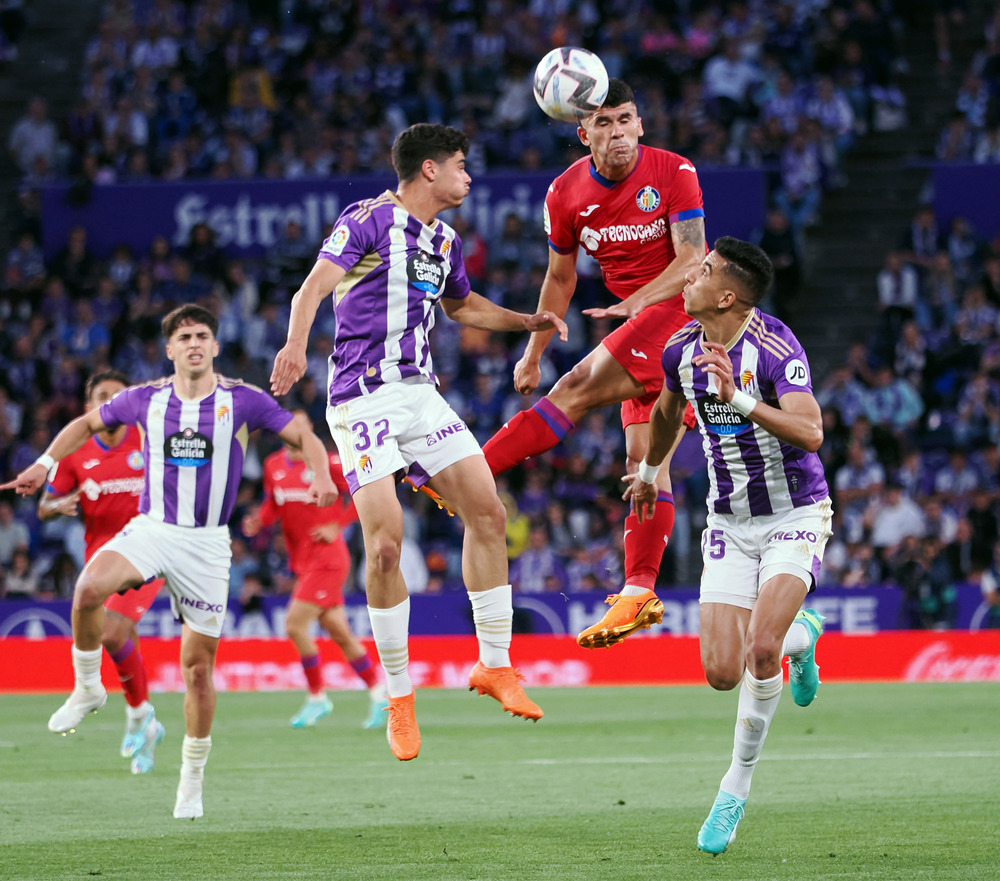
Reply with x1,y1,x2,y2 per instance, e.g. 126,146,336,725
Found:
105,578,164,623
292,566,349,610
602,301,697,430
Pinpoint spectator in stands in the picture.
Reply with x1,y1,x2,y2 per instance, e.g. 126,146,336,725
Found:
945,216,984,286
834,441,885,543
891,534,956,629
866,479,926,575
817,364,869,427
510,521,568,594
955,69,990,130
8,96,60,177
893,320,927,390
876,249,920,346
899,205,945,275
2,547,40,598
0,499,30,567
772,124,824,235
978,539,1000,628
755,206,801,321
862,365,924,433
967,487,999,572
934,449,981,508
49,225,99,300
936,110,975,161
701,38,760,131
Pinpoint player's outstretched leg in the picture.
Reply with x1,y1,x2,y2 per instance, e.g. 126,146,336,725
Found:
48,647,108,734
468,662,543,720
576,589,665,649
174,735,211,819
698,790,747,854
290,695,334,728
121,700,156,757
787,609,825,707
129,710,166,774
363,691,388,729
385,692,420,761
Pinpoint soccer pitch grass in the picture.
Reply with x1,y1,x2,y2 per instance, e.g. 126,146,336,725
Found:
0,683,995,881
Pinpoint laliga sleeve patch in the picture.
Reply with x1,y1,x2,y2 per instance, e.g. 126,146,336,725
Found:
543,202,552,236
784,359,809,386
328,225,350,256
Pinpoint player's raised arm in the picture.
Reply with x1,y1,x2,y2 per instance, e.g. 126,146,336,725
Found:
271,258,346,396
507,248,578,395
440,290,568,340
622,384,687,523
276,412,338,507
0,409,109,496
584,216,706,320
693,340,824,452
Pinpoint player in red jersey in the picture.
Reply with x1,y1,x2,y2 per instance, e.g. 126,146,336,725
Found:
243,413,387,730
39,370,166,773
481,79,708,649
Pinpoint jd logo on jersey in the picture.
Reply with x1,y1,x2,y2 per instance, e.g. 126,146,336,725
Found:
164,428,214,467
408,250,445,294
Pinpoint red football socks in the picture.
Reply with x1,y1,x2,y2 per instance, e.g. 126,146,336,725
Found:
110,639,149,708
623,493,675,589
482,399,575,476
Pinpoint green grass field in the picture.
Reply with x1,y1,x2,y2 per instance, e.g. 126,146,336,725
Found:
0,683,996,881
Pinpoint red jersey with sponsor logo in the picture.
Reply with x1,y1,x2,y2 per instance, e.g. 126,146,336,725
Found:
544,145,705,308
46,427,146,562
259,450,356,576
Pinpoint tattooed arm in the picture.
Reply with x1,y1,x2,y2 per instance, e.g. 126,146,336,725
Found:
582,216,707,320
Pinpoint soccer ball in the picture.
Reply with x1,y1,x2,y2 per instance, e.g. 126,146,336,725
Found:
532,47,610,123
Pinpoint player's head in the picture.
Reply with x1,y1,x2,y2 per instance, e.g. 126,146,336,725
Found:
162,304,220,378
713,236,774,305
578,79,643,175
84,369,129,410
392,123,471,197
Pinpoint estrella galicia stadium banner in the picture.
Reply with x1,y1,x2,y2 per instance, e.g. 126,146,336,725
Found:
40,168,766,260
0,585,993,642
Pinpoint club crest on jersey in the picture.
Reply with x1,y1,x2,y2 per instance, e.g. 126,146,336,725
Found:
127,450,144,470
216,404,230,423
408,249,445,294
359,454,373,474
698,396,753,437
635,186,661,212
164,428,214,467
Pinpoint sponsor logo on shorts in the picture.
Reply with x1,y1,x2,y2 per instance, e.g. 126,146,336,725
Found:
768,530,819,543
426,421,467,446
631,348,648,360
178,596,224,613
164,429,213,467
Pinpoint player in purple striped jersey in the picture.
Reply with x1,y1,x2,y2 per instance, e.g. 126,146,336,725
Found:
2,304,338,819
624,238,832,854
271,124,568,761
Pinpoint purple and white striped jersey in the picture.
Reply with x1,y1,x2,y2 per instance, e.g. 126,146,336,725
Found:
662,309,829,516
99,376,294,527
318,190,471,406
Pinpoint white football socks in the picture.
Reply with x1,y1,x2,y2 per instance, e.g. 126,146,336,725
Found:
71,646,103,689
781,620,811,657
468,584,513,668
719,670,783,800
368,598,412,698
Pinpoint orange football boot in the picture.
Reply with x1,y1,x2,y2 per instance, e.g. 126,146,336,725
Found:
576,589,665,648
385,693,420,761
401,475,455,516
468,661,543,720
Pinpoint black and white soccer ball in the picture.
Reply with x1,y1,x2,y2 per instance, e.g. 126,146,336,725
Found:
532,47,610,123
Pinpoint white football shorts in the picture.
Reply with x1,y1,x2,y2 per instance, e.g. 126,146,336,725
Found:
699,497,833,610
98,514,232,638
327,378,482,493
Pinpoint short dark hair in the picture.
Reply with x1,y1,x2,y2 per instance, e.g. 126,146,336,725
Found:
391,124,470,183
85,370,130,399
161,304,218,340
601,78,635,109
714,236,774,305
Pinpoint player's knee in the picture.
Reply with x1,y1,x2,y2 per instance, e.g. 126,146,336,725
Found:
465,494,506,535
745,634,783,673
369,536,402,574
73,576,109,613
182,657,213,693
704,664,742,691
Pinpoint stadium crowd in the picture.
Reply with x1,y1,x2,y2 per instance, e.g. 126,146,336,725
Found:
8,0,992,624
